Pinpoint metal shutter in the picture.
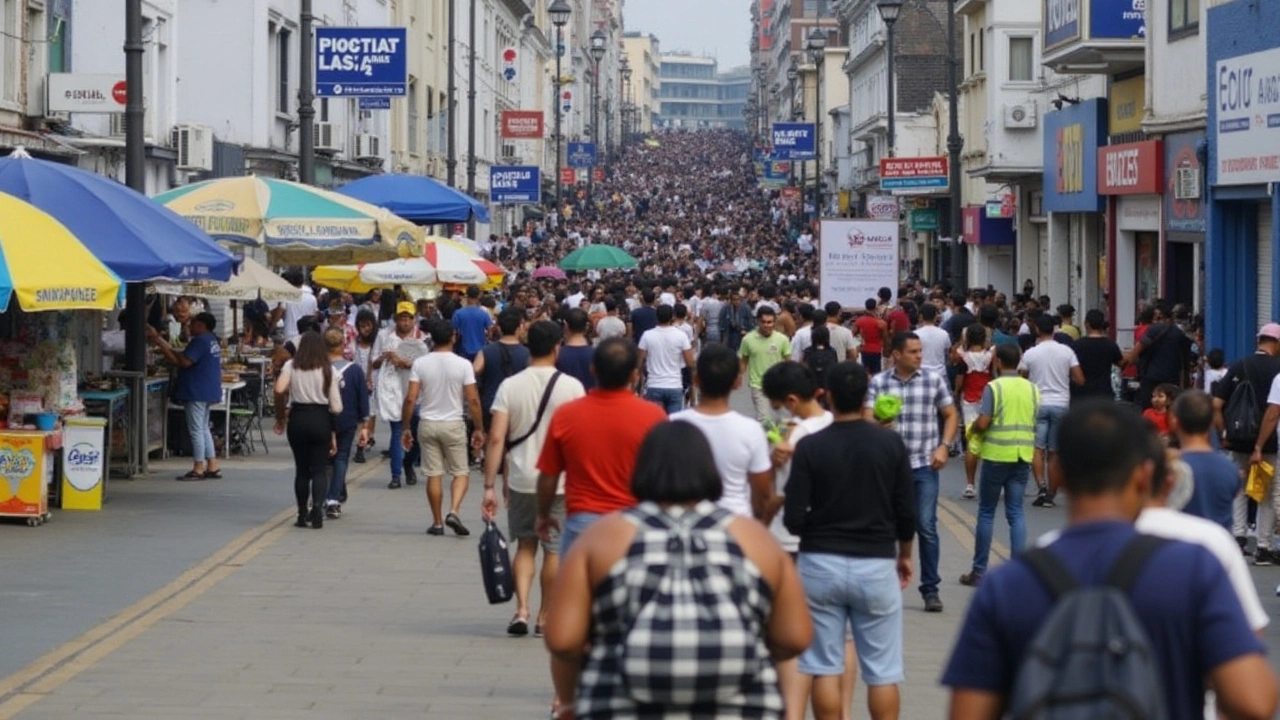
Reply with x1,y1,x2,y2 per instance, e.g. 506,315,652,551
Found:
1261,202,1274,325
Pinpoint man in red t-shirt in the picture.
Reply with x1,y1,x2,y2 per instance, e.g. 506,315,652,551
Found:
854,298,888,374
535,337,667,553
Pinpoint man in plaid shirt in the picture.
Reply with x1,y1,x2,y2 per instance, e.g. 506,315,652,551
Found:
865,331,958,613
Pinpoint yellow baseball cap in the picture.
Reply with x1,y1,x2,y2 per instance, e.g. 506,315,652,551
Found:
396,301,416,317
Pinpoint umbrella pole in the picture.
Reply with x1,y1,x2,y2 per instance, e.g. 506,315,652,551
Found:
232,299,239,346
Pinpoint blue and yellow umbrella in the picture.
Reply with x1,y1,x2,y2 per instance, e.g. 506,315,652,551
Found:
0,193,124,312
154,176,422,265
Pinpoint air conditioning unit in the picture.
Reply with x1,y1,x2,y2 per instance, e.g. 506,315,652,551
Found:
109,113,127,137
313,121,340,152
1174,166,1201,200
1003,102,1038,129
354,133,381,160
170,123,214,171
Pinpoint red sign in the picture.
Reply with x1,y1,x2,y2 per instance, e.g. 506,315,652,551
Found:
560,168,576,185
962,206,981,245
592,167,604,182
1097,140,1163,196
500,110,544,139
879,156,948,180
111,81,128,105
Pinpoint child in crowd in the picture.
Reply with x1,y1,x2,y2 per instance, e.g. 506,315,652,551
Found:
1143,383,1180,440
955,325,993,499
1203,348,1227,394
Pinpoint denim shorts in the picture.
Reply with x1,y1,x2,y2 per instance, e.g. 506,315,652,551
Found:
1035,404,1069,452
796,553,904,685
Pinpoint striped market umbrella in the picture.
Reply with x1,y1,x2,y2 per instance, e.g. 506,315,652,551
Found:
154,176,423,265
0,193,124,312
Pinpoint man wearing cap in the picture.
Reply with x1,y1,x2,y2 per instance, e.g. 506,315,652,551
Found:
372,301,426,489
1213,323,1280,561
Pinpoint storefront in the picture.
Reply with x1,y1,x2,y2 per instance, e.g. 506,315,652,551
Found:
1205,0,1280,360
1163,131,1206,310
1042,98,1108,319
962,205,1015,293
1099,140,1163,348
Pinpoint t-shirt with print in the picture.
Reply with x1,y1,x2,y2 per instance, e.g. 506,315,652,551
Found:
409,351,477,422
671,409,773,518
942,521,1264,720
491,366,586,493
769,411,834,552
1018,339,1079,407
739,330,792,388
638,325,692,390
1182,450,1243,532
175,331,222,403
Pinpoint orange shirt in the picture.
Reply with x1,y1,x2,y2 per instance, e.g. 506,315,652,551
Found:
537,388,667,516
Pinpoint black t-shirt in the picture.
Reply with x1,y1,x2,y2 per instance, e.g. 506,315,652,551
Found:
1137,321,1190,384
630,306,657,340
555,344,595,391
1214,352,1280,453
1071,336,1123,401
946,310,976,345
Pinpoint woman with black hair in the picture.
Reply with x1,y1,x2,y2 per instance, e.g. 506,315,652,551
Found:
274,331,343,529
543,421,812,720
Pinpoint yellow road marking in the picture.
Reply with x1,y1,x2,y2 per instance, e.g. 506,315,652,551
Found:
0,459,385,720
938,496,1011,562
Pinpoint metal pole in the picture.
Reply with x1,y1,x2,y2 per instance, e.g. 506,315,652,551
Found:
446,0,458,187
466,0,477,236
554,26,563,223
814,57,822,223
947,0,965,289
589,60,598,201
124,0,147,377
298,0,315,184
886,21,896,157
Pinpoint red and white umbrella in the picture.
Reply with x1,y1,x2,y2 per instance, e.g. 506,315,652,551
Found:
424,238,504,287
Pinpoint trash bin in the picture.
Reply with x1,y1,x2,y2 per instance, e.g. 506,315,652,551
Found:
62,417,107,511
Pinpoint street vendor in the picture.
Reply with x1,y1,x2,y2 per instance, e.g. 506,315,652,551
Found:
148,311,223,481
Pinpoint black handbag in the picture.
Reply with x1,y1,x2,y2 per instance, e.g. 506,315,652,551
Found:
478,522,515,605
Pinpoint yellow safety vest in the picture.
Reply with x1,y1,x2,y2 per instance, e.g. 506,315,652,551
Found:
979,375,1039,463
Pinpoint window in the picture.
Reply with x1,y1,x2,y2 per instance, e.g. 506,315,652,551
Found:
47,5,67,73
1009,37,1034,82
968,32,975,76
1169,0,1199,37
1,0,16,103
407,80,419,154
277,28,291,114
978,28,984,72
319,98,329,123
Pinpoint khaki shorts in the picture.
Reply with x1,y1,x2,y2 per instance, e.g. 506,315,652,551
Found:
508,491,565,553
418,420,469,477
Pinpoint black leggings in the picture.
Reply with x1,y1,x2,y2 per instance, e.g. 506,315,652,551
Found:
288,405,332,514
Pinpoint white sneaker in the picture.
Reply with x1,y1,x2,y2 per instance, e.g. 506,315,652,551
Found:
963,484,976,499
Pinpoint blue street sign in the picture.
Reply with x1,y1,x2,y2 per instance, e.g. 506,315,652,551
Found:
771,122,816,160
316,27,407,97
359,97,391,110
1089,0,1145,40
490,166,541,204
880,176,950,190
566,142,597,169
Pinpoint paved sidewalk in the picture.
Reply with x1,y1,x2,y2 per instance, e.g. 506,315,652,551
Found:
3,446,999,720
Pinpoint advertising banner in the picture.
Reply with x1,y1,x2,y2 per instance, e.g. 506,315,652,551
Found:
1097,140,1163,195
560,168,577,185
761,161,789,188
866,195,900,220
1214,46,1280,186
567,142,598,169
1043,0,1082,50
771,122,816,160
819,220,900,309
316,27,407,97
490,166,540,203
879,157,949,191
501,110,544,139
358,97,391,110
1090,0,1146,41
1042,98,1108,212
46,74,127,114
1164,131,1205,233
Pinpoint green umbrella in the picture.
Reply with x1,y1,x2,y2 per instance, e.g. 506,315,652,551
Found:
558,244,639,271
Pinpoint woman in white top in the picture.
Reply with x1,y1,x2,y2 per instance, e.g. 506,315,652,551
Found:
274,331,343,529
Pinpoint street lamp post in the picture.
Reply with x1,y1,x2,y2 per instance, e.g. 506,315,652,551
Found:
947,0,966,289
549,0,571,224
446,0,458,186
588,30,606,202
466,0,478,237
877,0,901,159
807,27,827,224
787,65,798,189
621,59,632,151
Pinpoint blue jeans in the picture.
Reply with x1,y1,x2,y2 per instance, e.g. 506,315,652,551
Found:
560,512,603,555
912,467,940,597
644,386,684,415
328,428,356,504
796,553,904,685
185,401,216,462
388,412,420,480
972,460,1029,574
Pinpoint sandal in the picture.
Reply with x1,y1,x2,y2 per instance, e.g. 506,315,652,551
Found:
203,469,223,479
176,471,205,481
507,615,529,636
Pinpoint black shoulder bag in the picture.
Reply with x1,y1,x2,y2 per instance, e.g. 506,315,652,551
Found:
506,372,563,451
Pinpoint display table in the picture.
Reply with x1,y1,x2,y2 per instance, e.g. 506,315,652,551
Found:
145,377,169,461
167,381,246,460
0,429,62,526
80,387,129,480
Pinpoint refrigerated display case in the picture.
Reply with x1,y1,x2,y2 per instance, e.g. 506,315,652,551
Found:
0,430,59,526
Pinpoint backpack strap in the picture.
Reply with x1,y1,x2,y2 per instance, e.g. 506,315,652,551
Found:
1019,548,1078,601
1104,534,1166,594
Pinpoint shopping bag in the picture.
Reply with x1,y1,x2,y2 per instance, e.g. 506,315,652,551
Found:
1246,461,1274,503
478,522,514,605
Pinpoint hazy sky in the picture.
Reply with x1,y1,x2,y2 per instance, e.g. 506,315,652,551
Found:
625,0,753,70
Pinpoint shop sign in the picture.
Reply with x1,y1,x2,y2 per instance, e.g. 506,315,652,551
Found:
1118,194,1161,231
1043,98,1107,212
866,195,900,220
1214,45,1280,186
1164,131,1205,233
1090,0,1146,41
490,166,541,203
1097,140,1163,195
772,122,816,160
985,194,1015,218
593,168,604,182
315,27,407,97
1108,75,1145,135
501,110,544,139
46,74,127,113
879,157,948,191
909,208,938,231
964,206,1017,246
560,168,577,185
566,142,597,169
1043,0,1082,50
761,161,789,188
358,97,391,110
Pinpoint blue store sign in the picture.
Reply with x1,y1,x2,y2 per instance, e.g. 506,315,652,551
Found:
771,122,816,161
490,166,541,204
1042,98,1108,213
566,142,597,169
358,97,391,110
316,27,407,97
1091,0,1146,40
1043,0,1082,49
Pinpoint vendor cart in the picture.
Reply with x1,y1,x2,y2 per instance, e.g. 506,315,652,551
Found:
0,429,58,526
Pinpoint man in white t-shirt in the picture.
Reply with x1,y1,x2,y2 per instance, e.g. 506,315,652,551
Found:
790,304,816,362
403,320,485,537
1018,314,1084,507
480,321,585,637
916,303,952,376
672,344,776,519
638,304,695,414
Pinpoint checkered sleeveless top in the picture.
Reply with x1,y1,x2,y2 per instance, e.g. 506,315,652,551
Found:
575,501,782,719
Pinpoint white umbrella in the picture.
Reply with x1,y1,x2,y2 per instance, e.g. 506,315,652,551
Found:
357,257,488,287
153,257,301,302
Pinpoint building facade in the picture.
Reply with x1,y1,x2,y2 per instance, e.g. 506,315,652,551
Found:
623,32,661,133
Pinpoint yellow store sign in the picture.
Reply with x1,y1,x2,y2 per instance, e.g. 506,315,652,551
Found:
1108,76,1146,135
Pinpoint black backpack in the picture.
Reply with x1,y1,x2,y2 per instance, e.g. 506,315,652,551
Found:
804,346,838,385
1224,361,1263,449
1008,535,1169,720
